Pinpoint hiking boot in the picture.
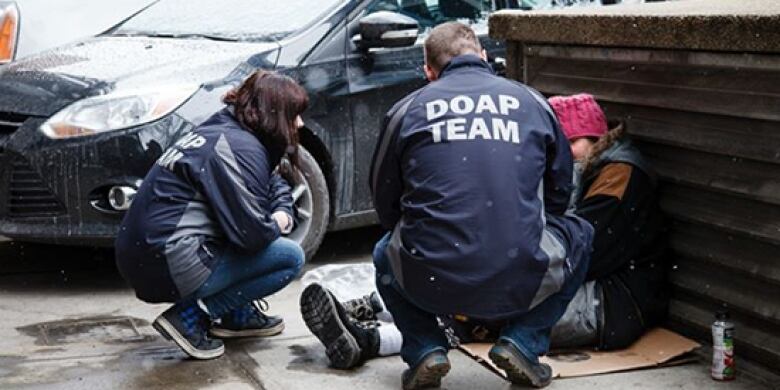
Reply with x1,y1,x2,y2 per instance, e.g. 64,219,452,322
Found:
488,338,553,388
343,291,384,322
300,283,380,369
210,301,285,338
402,350,451,390
152,303,224,360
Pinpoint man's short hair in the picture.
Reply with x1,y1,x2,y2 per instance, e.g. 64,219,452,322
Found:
424,22,482,72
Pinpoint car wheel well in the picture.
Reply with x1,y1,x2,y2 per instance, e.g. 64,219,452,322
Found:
298,128,335,216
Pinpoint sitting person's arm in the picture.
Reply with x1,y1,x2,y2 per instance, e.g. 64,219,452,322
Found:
576,162,654,280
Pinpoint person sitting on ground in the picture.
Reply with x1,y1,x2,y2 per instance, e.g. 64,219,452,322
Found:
299,93,668,371
549,93,669,350
115,70,308,360
304,22,595,389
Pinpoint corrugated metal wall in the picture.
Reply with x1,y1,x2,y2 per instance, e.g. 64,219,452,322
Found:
510,43,780,379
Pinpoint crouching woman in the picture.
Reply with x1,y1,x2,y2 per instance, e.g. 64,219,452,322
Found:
115,70,308,359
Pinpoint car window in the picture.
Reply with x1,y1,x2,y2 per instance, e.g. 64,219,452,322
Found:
368,0,493,29
518,0,605,9
113,0,343,42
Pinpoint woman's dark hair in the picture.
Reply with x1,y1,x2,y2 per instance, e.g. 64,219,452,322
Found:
223,70,309,183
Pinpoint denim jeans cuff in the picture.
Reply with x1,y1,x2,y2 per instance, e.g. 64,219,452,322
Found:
408,346,448,368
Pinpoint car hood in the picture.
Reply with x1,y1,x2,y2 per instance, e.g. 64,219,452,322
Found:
0,36,279,117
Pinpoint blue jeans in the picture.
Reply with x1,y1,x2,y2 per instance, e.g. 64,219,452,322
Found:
374,232,589,367
186,237,305,319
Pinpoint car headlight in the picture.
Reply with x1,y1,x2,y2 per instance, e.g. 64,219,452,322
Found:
0,1,20,64
40,85,198,139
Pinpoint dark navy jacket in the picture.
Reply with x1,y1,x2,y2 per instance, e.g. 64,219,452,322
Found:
370,55,593,320
116,108,294,303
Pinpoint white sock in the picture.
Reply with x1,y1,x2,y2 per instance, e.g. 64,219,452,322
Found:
378,324,403,356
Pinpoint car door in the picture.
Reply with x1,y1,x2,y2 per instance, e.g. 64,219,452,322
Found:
346,0,513,213
279,2,357,222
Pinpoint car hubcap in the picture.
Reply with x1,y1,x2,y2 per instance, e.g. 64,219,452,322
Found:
288,171,313,245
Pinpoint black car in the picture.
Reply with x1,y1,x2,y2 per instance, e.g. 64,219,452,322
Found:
0,0,519,258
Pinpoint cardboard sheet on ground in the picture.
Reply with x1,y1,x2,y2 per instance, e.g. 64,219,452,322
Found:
459,328,700,379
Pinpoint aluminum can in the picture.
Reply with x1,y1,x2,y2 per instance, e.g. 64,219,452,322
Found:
712,310,735,381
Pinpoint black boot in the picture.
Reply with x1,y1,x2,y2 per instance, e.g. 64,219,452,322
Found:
152,303,224,360
300,283,380,369
402,350,451,390
343,291,384,322
210,301,285,338
488,338,553,388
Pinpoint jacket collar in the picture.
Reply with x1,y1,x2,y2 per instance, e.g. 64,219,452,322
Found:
438,54,494,79
217,106,285,167
590,137,658,187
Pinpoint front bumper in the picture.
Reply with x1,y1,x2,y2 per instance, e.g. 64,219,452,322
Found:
0,114,194,246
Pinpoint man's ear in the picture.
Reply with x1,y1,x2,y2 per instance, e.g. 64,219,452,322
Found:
424,64,439,82
479,49,488,61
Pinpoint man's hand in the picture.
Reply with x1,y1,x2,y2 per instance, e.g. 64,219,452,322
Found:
272,211,294,235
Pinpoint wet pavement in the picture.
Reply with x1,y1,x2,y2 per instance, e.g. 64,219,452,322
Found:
0,230,770,389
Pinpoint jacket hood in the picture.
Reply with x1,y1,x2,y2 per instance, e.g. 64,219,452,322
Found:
596,137,657,186
0,36,279,117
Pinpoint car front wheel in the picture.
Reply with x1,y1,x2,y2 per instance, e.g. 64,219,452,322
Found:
287,146,329,260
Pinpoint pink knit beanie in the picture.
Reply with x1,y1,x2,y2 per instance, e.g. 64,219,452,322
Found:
548,93,608,141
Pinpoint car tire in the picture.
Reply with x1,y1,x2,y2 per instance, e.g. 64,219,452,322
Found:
287,146,329,261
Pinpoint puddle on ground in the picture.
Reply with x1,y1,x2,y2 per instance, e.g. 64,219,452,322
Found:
230,338,273,355
0,343,256,389
286,343,366,377
0,355,25,378
7,315,275,388
16,315,155,346
127,345,244,389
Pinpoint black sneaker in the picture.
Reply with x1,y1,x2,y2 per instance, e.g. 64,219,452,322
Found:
152,303,225,360
402,350,451,390
343,291,384,322
210,302,285,338
488,338,553,388
300,283,380,369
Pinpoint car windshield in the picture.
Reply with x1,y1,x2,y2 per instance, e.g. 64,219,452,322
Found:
112,0,343,42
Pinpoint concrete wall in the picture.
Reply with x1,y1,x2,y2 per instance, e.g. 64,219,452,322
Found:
491,0,780,382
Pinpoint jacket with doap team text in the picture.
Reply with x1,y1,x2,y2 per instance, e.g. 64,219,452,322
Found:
369,54,594,320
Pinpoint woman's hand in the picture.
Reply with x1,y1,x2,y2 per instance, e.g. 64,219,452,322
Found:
272,211,294,235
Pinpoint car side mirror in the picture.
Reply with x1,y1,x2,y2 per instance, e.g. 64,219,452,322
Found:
356,11,419,50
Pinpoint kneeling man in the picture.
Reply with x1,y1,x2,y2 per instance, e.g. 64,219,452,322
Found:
369,22,593,389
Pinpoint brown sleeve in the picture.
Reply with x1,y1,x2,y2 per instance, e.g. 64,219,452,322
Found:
584,163,633,201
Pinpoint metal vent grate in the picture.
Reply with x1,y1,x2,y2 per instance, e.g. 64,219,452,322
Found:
0,112,28,134
9,157,65,218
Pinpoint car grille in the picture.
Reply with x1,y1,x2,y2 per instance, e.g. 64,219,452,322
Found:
0,112,28,135
9,157,65,218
